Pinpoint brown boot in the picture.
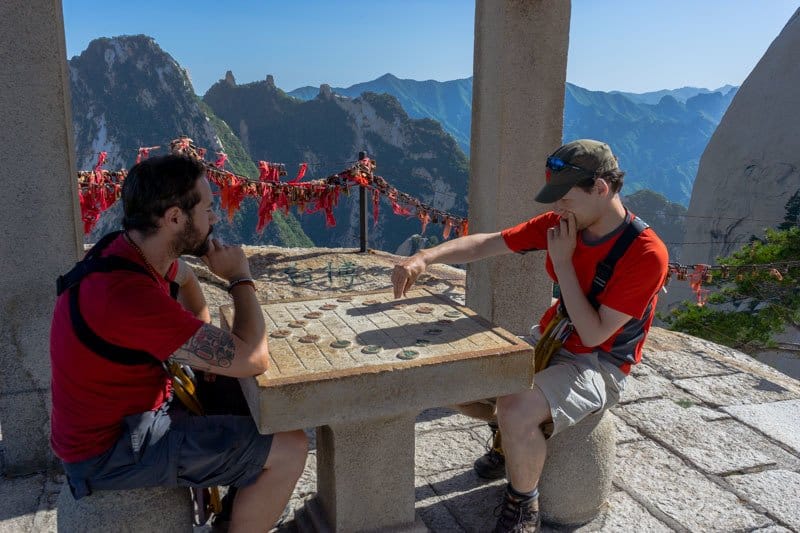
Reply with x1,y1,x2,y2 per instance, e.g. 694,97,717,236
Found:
474,422,506,480
492,487,541,533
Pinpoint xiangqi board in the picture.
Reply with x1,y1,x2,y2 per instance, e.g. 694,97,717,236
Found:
220,288,521,382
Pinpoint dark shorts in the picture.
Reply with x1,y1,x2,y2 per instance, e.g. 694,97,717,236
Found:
63,376,273,499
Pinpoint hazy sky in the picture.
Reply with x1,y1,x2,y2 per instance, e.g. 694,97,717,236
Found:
62,0,799,95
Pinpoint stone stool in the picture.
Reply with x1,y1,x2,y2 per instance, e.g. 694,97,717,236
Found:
57,484,193,532
538,410,616,526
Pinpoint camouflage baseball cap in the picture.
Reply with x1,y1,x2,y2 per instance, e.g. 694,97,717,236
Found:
535,139,619,203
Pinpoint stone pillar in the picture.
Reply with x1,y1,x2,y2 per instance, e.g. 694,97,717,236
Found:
539,412,616,525
467,0,571,335
57,485,193,532
0,0,83,474
315,414,422,532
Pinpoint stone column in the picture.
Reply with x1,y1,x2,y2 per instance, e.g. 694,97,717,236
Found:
539,412,616,525
467,0,571,334
315,414,422,532
0,0,83,474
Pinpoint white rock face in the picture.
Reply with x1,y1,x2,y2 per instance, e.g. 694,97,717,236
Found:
681,8,800,265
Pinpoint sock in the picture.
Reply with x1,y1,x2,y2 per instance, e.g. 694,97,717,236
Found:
508,483,539,502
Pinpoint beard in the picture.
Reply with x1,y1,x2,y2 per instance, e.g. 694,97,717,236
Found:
176,217,213,257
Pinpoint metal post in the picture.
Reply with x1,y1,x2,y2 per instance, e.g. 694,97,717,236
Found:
359,184,368,252
357,150,369,253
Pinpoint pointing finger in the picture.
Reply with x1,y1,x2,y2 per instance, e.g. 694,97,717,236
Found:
392,267,404,298
403,275,415,297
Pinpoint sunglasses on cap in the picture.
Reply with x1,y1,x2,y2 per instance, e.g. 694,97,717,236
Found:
546,156,596,176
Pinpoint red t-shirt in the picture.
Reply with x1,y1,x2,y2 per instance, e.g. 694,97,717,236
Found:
501,211,668,374
50,235,203,462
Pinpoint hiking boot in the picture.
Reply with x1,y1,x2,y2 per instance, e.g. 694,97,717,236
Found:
492,491,541,533
474,422,506,480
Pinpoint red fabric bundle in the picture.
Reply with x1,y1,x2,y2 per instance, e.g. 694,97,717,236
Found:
372,189,380,226
213,152,228,169
220,175,247,221
388,191,411,216
442,217,453,240
79,185,101,234
689,265,710,306
257,161,270,182
256,185,276,233
306,186,340,227
350,169,370,187
418,210,431,235
275,188,290,215
92,152,107,185
289,163,308,183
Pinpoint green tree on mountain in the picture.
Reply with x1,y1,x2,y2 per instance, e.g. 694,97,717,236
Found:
664,191,800,352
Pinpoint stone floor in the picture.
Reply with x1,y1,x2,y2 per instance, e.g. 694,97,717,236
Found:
2,248,799,532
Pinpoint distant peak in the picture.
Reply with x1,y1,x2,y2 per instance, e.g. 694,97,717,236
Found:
108,34,156,45
377,73,397,81
84,34,159,54
319,84,333,99
224,70,236,86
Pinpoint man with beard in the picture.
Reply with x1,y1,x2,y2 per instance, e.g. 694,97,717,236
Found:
50,154,307,532
392,140,668,532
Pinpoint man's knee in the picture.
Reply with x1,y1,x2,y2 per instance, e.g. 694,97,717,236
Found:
281,429,309,460
496,388,551,432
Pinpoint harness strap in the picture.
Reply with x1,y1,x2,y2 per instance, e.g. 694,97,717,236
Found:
586,216,649,310
559,216,649,317
68,282,160,367
58,231,163,366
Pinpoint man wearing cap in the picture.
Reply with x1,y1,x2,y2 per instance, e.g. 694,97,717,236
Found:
391,139,668,532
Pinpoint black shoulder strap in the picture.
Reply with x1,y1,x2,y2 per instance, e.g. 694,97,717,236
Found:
586,216,649,310
57,231,168,366
68,282,160,366
57,231,159,295
169,280,180,300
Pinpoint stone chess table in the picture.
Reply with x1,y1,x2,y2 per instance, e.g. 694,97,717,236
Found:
220,287,534,532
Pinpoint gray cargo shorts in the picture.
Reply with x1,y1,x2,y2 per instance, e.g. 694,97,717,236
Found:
535,347,626,436
62,399,273,499
460,332,627,437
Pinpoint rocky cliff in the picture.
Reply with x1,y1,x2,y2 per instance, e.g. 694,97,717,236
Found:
68,35,311,247
681,9,800,265
290,73,473,155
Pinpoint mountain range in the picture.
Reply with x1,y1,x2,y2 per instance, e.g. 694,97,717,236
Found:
290,73,737,205
290,74,473,156
70,35,718,253
609,85,738,105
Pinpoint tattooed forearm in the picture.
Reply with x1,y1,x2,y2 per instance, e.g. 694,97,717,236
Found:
173,324,235,369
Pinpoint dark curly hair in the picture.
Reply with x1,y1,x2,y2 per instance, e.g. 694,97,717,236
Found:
121,154,206,235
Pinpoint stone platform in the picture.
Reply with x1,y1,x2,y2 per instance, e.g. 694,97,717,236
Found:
2,247,799,532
